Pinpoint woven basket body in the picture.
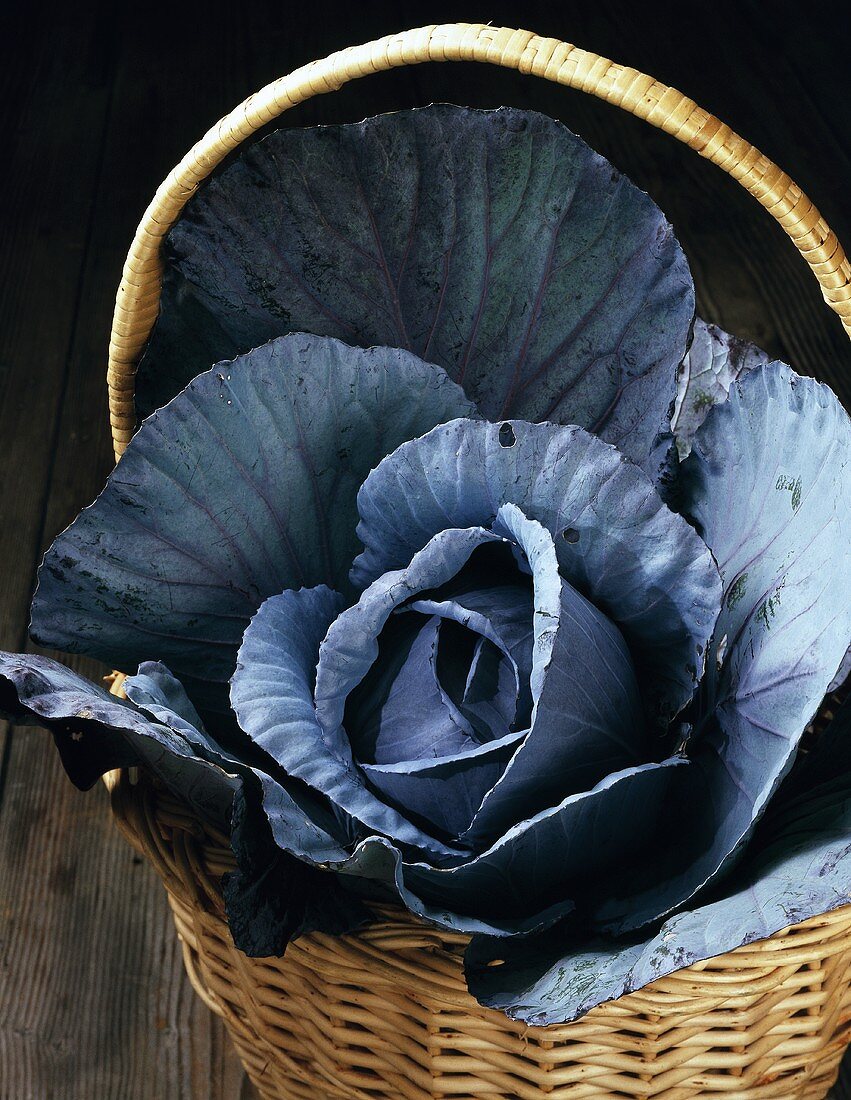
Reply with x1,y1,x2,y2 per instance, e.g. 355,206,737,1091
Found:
101,23,851,1100
106,770,851,1100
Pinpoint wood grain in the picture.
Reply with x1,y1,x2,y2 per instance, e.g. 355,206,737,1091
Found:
0,2,848,1097
0,4,253,1096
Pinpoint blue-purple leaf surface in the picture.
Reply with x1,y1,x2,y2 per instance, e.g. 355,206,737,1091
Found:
346,613,482,767
465,697,851,1025
829,648,851,693
231,584,464,860
467,572,647,844
353,418,721,728
137,105,694,466
595,363,851,934
231,579,580,936
0,652,238,821
0,651,375,954
31,334,474,717
402,755,687,932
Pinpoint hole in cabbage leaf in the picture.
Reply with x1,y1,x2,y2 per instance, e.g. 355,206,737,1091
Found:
498,422,516,448
562,527,580,544
487,958,506,967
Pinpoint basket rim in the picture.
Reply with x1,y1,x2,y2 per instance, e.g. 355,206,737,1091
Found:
105,21,851,459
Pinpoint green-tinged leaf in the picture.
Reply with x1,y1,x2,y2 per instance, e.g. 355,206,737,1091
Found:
671,319,771,458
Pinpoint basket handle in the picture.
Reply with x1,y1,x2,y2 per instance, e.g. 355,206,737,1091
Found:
107,22,851,460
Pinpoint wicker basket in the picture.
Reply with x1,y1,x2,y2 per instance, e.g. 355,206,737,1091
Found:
101,23,851,1100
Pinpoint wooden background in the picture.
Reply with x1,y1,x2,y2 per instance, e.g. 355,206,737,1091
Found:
1,1,850,1096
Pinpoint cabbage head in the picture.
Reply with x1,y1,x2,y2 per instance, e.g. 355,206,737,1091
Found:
2,106,849,1023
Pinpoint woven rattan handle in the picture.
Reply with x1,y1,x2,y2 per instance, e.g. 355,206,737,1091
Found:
107,22,851,460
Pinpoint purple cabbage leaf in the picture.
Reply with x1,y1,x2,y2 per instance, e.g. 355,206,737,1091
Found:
352,417,722,729
466,695,851,1025
30,334,475,723
671,318,772,458
137,105,695,471
0,653,373,955
593,364,851,936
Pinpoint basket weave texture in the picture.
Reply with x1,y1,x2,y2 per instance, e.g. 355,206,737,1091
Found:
100,21,851,1100
107,768,851,1100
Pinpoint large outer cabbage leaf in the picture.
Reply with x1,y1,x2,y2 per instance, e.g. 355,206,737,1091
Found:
829,647,851,693
30,335,474,719
672,322,849,688
465,696,851,1025
595,363,851,935
137,105,694,467
0,652,234,820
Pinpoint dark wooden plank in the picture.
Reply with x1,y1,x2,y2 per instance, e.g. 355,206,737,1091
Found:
0,9,431,1095
0,692,246,1098
0,2,262,1096
0,3,121,1094
0,8,109,653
